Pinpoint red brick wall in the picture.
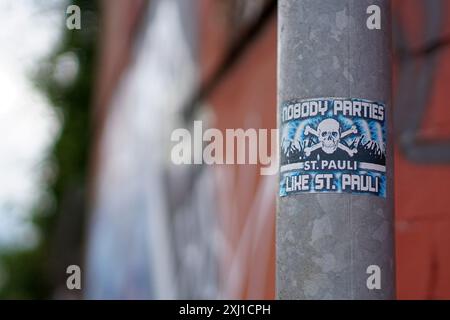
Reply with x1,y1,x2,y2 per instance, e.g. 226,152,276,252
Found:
393,0,450,299
200,0,450,299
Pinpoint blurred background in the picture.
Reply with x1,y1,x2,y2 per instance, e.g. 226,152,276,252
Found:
0,0,449,299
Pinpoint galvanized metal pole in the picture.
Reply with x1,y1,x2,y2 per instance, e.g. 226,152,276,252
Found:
277,0,395,299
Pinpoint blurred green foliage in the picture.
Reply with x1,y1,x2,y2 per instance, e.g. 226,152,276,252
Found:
0,0,98,299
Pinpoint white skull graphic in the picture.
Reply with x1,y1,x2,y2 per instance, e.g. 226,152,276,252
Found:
317,119,340,154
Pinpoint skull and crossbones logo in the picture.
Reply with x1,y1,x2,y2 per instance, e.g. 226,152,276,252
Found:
304,119,358,157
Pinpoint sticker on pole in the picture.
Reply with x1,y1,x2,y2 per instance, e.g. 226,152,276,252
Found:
280,98,387,198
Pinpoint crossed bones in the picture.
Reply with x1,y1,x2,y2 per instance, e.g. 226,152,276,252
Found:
304,124,358,157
